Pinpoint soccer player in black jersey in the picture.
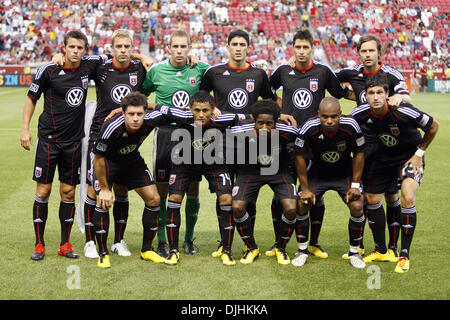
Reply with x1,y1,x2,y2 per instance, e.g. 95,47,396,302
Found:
351,74,438,273
21,31,106,260
337,35,412,260
268,29,355,259
294,97,366,269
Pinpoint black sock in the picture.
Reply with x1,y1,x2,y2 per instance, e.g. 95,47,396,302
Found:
166,200,181,251
367,202,387,254
277,214,296,249
386,199,401,249
400,207,417,258
141,206,160,252
247,202,257,235
59,200,75,245
113,196,129,244
93,207,110,255
234,212,257,249
295,213,310,247
348,214,365,249
33,196,49,246
216,199,224,244
219,204,234,251
309,200,325,246
270,198,283,243
84,196,96,243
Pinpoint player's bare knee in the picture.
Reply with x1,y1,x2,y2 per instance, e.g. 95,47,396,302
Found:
60,183,76,201
113,184,128,197
349,202,364,217
169,193,183,203
156,183,168,197
218,193,232,205
36,183,52,199
385,192,399,203
232,201,246,218
401,192,416,208
366,193,383,205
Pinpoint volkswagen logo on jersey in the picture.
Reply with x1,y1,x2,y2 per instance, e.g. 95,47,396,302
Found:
119,144,138,154
321,151,341,163
172,90,190,108
228,88,248,109
111,84,132,104
292,88,312,109
192,138,211,150
65,87,84,107
258,154,273,166
379,134,399,147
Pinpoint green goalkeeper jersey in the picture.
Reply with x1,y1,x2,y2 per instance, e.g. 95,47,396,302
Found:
142,59,210,109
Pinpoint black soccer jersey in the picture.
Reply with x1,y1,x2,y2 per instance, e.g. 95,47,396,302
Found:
295,116,365,178
200,62,276,114
269,61,349,126
28,56,106,142
350,103,433,165
90,58,147,137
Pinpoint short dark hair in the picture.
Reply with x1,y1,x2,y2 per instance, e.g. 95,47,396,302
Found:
365,73,389,92
293,29,313,47
64,30,89,51
228,29,250,46
189,90,215,108
250,99,280,121
120,92,148,111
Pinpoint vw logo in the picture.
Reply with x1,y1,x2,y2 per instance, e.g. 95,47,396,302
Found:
119,144,137,154
258,154,273,166
321,151,341,163
292,88,312,109
359,90,367,103
172,90,190,109
65,87,84,107
379,134,398,147
192,139,211,150
111,84,132,104
228,88,248,109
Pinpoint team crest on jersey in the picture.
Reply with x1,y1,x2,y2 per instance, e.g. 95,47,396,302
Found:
189,76,197,87
389,125,400,136
129,73,138,86
81,76,89,89
94,180,101,192
35,166,42,178
232,186,239,197
246,79,255,92
310,79,319,92
169,174,176,185
158,169,165,180
336,141,346,151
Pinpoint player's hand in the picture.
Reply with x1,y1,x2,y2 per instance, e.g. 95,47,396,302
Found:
148,102,157,110
97,189,115,210
299,190,315,207
52,53,65,66
345,188,361,203
288,56,296,68
212,107,222,120
105,108,123,121
140,56,154,72
187,54,199,68
280,114,297,128
404,155,424,179
20,129,33,151
387,94,404,109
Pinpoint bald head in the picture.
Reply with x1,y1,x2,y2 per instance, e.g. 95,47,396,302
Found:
318,97,341,113
318,97,342,133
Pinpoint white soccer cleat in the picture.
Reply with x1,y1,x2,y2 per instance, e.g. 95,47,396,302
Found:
84,240,99,259
348,254,366,269
111,239,132,257
291,250,308,267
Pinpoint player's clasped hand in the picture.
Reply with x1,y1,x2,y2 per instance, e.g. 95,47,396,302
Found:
97,189,115,210
300,190,315,207
345,188,361,204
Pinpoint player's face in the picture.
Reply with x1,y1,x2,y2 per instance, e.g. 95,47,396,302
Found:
358,40,380,70
227,36,249,63
112,36,132,65
293,39,313,65
64,38,87,66
123,105,146,131
168,36,191,67
255,114,276,132
319,107,341,133
366,85,388,113
190,101,213,126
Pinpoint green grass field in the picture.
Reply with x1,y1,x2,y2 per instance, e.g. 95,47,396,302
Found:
0,87,448,302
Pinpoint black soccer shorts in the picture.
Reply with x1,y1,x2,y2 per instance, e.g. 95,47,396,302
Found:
362,143,398,194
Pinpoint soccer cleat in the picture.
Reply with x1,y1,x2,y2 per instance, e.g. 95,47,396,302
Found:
221,250,236,266
342,247,365,260
84,240,99,259
363,250,391,263
291,250,308,267
164,250,180,265
58,242,79,259
211,243,223,258
111,240,131,257
388,248,399,262
240,248,260,264
140,250,166,263
97,253,111,268
265,243,277,257
348,254,366,269
31,242,45,261
157,241,169,258
309,245,328,258
242,244,248,253
276,248,290,265
183,240,197,255
394,257,410,273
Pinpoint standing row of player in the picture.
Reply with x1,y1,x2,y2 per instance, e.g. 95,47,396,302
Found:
20,28,438,273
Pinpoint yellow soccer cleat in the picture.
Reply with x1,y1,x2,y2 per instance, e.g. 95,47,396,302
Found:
309,245,328,259
221,250,236,266
363,250,391,263
240,248,260,264
387,248,399,262
97,254,111,269
276,248,290,265
164,250,180,265
342,248,365,260
211,244,223,258
265,244,277,257
394,257,410,273
140,250,166,263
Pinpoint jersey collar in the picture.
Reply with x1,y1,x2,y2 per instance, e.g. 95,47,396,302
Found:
295,60,314,73
227,61,251,73
370,105,390,119
363,63,383,76
112,58,131,71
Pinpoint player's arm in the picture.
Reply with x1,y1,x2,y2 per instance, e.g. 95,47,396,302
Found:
344,88,356,101
388,93,412,109
130,53,153,72
20,96,38,151
295,152,315,206
346,151,364,203
279,114,297,128
93,153,114,210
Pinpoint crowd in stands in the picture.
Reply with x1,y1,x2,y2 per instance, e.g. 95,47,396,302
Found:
0,0,448,80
